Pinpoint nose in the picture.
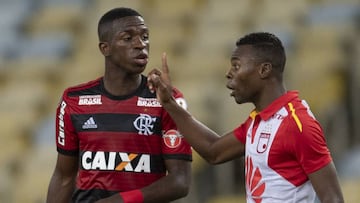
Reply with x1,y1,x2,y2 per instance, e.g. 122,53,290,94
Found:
225,69,232,79
133,36,146,48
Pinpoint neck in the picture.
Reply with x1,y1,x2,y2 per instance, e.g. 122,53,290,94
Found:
103,68,142,96
254,82,286,112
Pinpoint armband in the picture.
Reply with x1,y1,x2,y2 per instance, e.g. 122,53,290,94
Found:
119,189,144,203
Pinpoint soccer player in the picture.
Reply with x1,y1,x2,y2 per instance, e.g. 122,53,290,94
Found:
148,32,344,203
46,7,192,203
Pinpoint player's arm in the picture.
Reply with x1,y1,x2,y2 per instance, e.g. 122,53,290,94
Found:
159,95,244,164
94,159,191,203
292,114,344,203
46,154,78,203
147,54,245,164
141,158,191,202
308,161,344,203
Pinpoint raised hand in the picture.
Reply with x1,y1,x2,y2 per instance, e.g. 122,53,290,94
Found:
147,52,174,105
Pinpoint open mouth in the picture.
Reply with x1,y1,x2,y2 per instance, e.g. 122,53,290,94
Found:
226,84,235,96
134,53,148,66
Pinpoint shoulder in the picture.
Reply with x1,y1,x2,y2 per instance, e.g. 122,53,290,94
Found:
284,98,318,131
172,87,188,110
62,78,102,98
58,78,102,109
283,99,324,144
234,115,253,143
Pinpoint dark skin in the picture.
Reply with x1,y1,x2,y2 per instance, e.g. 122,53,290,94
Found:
46,16,191,203
47,155,78,203
148,45,344,203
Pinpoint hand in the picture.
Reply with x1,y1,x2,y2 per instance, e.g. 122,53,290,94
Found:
147,52,174,104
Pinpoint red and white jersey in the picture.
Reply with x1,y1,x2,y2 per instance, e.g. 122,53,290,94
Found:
234,91,332,203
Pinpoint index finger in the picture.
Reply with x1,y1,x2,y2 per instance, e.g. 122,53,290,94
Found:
162,52,169,74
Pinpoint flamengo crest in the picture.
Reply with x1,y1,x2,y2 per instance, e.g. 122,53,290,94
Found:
133,114,156,135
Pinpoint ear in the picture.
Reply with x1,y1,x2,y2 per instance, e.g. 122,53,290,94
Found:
258,62,272,79
99,42,110,56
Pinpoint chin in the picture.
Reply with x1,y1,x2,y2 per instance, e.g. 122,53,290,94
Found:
134,65,146,73
234,97,245,104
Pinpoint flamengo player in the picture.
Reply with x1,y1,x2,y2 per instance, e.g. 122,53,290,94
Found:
46,8,192,203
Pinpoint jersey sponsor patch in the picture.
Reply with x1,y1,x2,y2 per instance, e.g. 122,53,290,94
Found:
163,129,182,148
246,156,265,202
78,95,102,105
58,100,67,146
81,151,151,172
137,97,161,107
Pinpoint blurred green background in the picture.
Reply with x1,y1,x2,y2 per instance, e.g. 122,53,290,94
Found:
0,0,359,202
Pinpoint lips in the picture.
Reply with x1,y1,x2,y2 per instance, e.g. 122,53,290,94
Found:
226,84,235,97
134,53,148,66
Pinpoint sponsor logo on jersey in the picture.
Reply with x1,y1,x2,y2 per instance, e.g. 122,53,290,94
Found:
82,117,98,129
78,95,102,105
163,129,182,148
58,101,67,146
246,156,265,202
81,151,150,173
257,133,270,153
133,114,156,135
137,97,161,107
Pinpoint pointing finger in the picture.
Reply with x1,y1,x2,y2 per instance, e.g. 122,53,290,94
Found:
162,52,169,74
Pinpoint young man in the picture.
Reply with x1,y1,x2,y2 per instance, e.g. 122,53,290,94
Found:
46,7,192,203
148,32,344,203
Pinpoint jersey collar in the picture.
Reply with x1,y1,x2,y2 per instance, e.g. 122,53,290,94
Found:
250,91,299,121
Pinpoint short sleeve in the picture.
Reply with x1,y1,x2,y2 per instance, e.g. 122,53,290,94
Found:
161,88,192,161
293,117,332,174
55,92,79,156
234,117,253,144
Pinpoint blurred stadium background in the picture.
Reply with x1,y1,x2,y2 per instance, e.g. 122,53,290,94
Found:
0,0,359,202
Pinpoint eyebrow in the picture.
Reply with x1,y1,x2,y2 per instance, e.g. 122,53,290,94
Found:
121,26,148,33
115,27,149,38
231,56,240,61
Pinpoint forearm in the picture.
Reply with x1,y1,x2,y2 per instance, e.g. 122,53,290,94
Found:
46,173,76,203
141,172,190,202
97,178,188,203
95,161,191,203
163,98,221,163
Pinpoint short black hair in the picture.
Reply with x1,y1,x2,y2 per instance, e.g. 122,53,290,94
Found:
98,7,143,41
236,32,286,73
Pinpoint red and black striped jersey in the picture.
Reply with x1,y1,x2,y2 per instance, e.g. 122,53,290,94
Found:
55,75,192,202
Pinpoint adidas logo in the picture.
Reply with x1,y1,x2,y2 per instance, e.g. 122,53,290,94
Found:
82,117,98,129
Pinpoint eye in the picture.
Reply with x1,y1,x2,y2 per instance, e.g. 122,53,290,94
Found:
142,33,149,41
123,35,132,41
231,64,240,71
